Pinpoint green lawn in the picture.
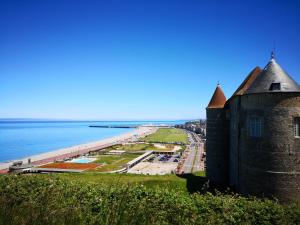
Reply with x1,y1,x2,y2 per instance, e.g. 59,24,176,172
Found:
92,153,141,172
143,128,188,144
106,143,177,152
104,143,149,151
58,167,205,192
58,172,188,191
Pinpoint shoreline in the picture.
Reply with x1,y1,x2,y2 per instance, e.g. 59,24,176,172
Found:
0,126,157,172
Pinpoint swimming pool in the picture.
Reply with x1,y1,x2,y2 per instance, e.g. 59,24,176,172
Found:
70,158,96,163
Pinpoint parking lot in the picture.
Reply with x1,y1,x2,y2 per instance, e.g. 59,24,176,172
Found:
127,162,178,175
126,153,181,175
147,154,181,163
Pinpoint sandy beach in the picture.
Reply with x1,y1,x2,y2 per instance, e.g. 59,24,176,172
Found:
0,126,157,171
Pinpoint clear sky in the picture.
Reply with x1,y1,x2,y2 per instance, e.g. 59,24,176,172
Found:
1,0,300,120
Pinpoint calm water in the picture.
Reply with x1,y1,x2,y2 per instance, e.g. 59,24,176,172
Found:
0,120,186,162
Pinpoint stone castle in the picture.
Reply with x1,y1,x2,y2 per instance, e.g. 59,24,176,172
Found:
206,54,300,202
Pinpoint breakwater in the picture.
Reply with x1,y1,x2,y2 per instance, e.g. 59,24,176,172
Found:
89,125,173,128
89,125,137,128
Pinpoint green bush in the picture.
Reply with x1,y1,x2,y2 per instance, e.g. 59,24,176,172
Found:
0,175,299,225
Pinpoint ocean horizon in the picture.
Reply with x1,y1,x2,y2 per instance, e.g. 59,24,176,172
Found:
0,119,187,162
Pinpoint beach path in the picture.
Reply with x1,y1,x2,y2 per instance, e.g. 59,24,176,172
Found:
0,127,157,171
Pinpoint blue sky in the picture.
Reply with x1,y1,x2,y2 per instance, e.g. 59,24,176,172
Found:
1,0,300,120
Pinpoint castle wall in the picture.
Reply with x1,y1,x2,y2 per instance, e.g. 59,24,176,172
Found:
228,96,240,188
236,92,300,202
206,108,229,185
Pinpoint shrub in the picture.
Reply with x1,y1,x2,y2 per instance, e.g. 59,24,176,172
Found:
0,175,299,225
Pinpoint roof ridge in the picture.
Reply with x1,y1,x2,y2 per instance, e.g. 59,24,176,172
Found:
232,66,262,97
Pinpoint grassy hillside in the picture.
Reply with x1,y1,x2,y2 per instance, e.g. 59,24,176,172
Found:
58,172,188,191
143,128,188,144
0,175,299,225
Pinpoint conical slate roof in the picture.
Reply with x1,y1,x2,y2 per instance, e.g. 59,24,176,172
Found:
246,57,300,94
232,66,262,96
207,84,226,108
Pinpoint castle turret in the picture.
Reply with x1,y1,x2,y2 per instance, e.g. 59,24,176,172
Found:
206,53,300,202
228,54,300,202
206,84,229,186
238,56,300,202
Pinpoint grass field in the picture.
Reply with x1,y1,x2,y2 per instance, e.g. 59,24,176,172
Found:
143,128,188,144
58,170,206,193
92,153,141,172
104,143,148,151
106,143,177,152
58,172,189,191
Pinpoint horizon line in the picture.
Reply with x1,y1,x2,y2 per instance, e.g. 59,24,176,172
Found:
0,117,205,121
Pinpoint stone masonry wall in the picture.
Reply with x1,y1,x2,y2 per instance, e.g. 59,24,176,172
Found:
237,92,300,202
206,108,229,186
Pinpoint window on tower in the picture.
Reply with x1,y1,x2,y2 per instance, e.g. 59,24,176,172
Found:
249,117,262,138
269,82,281,91
294,117,300,138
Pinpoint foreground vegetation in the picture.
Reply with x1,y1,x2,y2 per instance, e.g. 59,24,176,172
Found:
143,128,188,144
59,172,188,191
0,174,299,225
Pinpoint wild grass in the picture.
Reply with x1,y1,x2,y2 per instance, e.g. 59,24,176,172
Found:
58,172,188,191
0,174,299,225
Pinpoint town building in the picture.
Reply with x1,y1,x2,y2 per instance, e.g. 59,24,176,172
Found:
206,53,300,202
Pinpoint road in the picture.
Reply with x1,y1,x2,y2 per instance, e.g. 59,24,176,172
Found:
181,131,205,174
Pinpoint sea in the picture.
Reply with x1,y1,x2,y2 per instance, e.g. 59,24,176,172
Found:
0,120,187,162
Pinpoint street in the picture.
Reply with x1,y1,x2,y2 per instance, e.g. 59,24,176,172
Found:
182,131,205,174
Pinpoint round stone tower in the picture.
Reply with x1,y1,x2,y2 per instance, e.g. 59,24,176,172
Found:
206,84,229,186
236,56,300,202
